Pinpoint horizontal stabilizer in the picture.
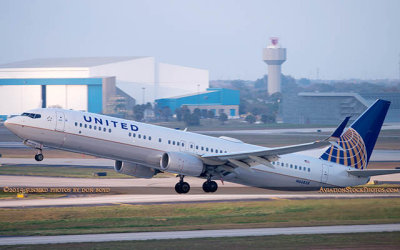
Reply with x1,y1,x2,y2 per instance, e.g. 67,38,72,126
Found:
347,169,400,177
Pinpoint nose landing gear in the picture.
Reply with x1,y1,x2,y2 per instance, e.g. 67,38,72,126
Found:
34,149,44,162
34,153,44,162
175,175,190,194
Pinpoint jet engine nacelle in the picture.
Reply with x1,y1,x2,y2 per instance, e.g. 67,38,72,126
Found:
160,152,204,176
114,161,155,178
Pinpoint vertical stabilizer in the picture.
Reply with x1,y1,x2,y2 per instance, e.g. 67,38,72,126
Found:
320,99,390,169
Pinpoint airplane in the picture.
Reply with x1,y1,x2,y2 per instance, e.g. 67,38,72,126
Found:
4,99,400,193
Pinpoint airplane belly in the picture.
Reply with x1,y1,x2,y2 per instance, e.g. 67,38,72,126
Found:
16,126,65,148
61,133,162,167
229,168,334,191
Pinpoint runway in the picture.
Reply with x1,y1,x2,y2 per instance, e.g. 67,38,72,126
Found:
0,223,399,245
199,124,400,135
2,192,400,208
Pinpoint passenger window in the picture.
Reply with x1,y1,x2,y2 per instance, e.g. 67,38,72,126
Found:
295,165,297,169
129,132,132,137
89,125,92,129
103,128,106,132
138,134,141,139
177,142,180,146
80,123,82,127
158,138,162,142
308,168,311,172
133,133,136,137
84,124,87,128
196,146,199,149
143,135,146,139
168,140,171,144
281,163,284,167
173,141,175,145
94,126,97,130
211,149,213,153
201,146,204,150
299,166,302,170
206,148,209,152
98,127,101,131
109,129,112,133
149,136,151,140
190,145,193,149
182,143,184,147
75,122,78,126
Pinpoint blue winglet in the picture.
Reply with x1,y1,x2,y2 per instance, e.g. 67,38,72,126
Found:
330,116,351,138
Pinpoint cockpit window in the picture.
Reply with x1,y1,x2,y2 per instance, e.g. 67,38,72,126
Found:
21,113,41,119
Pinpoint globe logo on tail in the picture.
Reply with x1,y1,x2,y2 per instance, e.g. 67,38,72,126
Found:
320,128,368,169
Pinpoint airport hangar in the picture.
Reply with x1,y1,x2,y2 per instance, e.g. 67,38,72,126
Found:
155,88,240,119
282,92,400,124
0,57,209,119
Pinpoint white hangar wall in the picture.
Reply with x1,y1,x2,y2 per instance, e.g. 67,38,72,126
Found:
0,85,41,115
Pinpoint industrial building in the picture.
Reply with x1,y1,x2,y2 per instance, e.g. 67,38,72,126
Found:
263,37,286,95
155,88,240,118
282,92,400,124
0,57,209,117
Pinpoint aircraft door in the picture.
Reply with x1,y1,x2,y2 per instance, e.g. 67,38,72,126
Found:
55,112,65,132
321,164,329,183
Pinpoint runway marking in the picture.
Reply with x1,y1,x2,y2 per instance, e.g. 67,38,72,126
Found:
0,224,399,245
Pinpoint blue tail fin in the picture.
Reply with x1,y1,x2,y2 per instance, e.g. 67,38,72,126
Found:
320,99,390,169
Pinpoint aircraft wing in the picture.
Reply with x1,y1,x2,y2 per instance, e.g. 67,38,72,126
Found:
201,116,351,167
347,169,400,177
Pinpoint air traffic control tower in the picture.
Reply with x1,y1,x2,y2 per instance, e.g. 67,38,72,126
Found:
263,37,286,95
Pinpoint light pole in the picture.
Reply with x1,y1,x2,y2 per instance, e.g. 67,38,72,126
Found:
197,84,200,110
142,87,146,105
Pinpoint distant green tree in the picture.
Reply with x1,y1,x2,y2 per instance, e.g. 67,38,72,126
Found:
133,104,146,121
161,106,171,121
219,112,228,125
245,114,256,124
207,110,215,119
183,110,200,126
175,107,183,121
193,108,201,117
201,109,208,118
261,114,275,124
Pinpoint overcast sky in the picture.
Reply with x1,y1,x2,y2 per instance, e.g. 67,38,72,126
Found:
1,0,399,80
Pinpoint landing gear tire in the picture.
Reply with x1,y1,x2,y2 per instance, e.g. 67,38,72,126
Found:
202,180,218,193
35,153,44,162
175,181,190,194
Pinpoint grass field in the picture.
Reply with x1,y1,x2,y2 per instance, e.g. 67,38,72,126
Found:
3,232,400,250
0,198,399,236
0,165,130,178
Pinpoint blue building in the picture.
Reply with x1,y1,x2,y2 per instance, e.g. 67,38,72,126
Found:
155,88,240,118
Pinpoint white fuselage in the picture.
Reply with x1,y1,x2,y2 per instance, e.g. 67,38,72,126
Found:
5,108,370,190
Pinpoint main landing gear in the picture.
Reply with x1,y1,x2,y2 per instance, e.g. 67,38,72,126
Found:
174,175,219,194
202,177,218,193
175,175,190,194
